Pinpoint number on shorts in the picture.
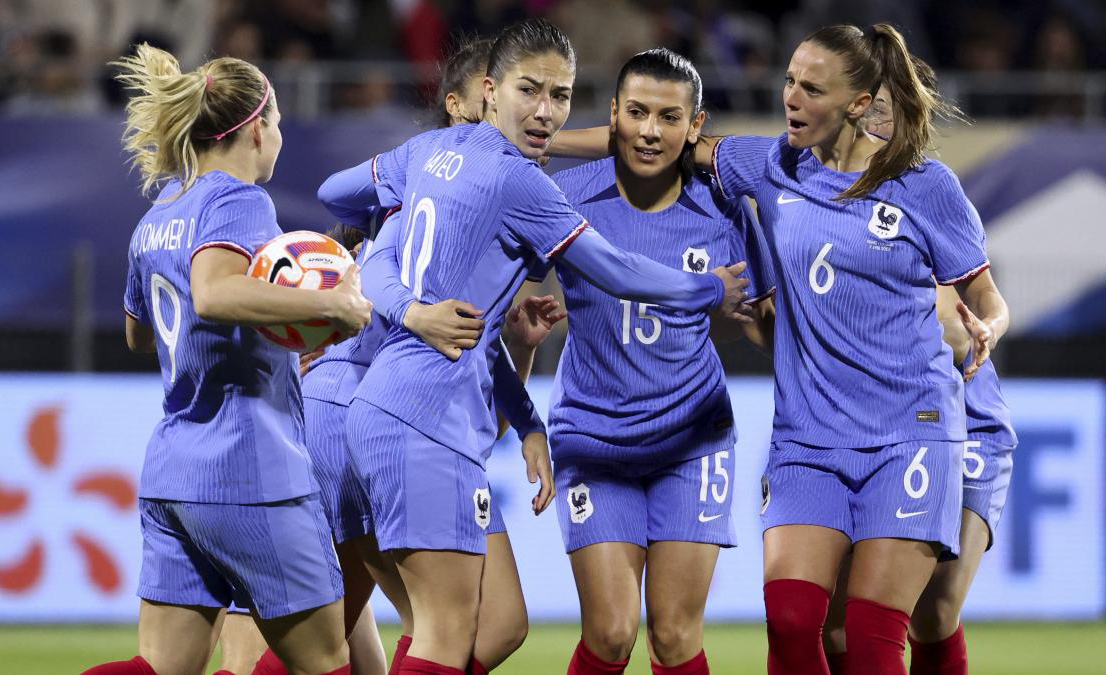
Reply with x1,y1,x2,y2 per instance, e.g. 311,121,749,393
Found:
808,242,835,295
963,440,985,480
619,300,661,345
699,450,731,504
903,446,930,499
400,195,436,300
150,273,182,383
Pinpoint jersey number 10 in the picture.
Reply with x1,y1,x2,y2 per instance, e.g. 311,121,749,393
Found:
400,196,436,300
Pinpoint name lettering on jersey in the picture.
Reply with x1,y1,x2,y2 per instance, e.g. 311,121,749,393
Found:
133,218,195,256
682,247,710,274
422,149,464,181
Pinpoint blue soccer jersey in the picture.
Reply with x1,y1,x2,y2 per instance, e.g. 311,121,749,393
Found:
713,134,990,447
318,122,725,464
548,158,775,464
123,171,317,504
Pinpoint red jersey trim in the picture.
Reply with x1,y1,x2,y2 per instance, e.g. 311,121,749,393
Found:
546,220,590,259
712,139,731,200
190,241,253,265
938,261,991,286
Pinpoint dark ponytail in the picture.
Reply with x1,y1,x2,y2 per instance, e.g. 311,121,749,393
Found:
433,35,493,129
804,23,964,200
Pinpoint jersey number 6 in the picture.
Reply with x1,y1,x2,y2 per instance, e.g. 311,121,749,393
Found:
809,242,835,295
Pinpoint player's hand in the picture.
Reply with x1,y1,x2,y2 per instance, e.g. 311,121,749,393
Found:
957,300,994,382
299,348,325,377
404,299,485,361
521,431,554,515
712,262,754,323
328,264,374,339
503,295,567,349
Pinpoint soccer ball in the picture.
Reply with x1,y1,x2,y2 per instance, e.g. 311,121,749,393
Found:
247,230,355,352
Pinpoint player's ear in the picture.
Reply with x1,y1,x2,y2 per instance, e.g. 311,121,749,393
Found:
846,91,873,121
482,76,497,109
445,92,462,122
251,117,264,149
609,97,618,132
687,110,706,144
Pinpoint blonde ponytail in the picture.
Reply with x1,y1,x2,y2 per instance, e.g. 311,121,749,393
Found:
111,43,272,198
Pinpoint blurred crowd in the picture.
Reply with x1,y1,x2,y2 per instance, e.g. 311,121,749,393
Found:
2,0,1105,117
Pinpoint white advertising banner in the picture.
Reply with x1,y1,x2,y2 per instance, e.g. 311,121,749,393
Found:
0,375,1102,622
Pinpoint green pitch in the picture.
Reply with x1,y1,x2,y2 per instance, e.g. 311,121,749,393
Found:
1,622,1102,674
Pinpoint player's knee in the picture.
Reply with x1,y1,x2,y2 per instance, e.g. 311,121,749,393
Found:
766,603,824,643
584,618,638,662
646,617,700,663
910,595,961,643
822,623,846,655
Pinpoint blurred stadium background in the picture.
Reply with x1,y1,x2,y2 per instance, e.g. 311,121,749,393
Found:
1,0,1104,672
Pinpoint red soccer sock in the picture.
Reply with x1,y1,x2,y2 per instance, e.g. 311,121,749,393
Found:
213,671,235,675
389,635,413,675
764,579,831,675
567,639,630,674
845,597,910,675
251,648,287,675
466,656,489,675
400,655,464,674
826,651,848,675
81,656,156,674
651,649,709,674
908,625,967,675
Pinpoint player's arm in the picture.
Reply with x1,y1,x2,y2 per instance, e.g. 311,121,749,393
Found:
360,211,484,361
712,295,775,352
936,283,971,365
190,247,371,336
125,314,156,353
496,289,566,437
318,146,408,231
953,269,1009,380
489,343,554,514
547,126,611,159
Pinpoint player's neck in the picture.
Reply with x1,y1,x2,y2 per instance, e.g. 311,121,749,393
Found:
812,121,879,174
614,159,682,213
197,150,258,185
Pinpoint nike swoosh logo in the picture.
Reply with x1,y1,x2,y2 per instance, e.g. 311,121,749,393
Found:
963,485,985,490
777,194,805,204
698,512,723,523
895,508,928,519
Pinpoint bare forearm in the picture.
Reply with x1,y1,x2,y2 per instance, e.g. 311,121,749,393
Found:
548,126,610,159
506,339,537,384
195,275,335,326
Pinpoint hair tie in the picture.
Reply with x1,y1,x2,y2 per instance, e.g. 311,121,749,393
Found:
204,74,214,91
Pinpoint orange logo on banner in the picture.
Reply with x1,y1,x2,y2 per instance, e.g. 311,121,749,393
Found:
0,407,137,595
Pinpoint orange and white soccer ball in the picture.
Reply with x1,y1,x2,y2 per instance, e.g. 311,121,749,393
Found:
247,230,356,352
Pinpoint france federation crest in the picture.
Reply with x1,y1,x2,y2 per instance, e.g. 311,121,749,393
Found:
682,247,710,273
568,483,593,524
473,488,491,529
868,202,903,239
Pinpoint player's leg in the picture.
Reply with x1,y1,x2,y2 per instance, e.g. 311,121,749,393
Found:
347,599,388,675
906,509,988,675
471,528,529,672
348,401,489,671
846,441,964,675
335,540,387,675
760,442,855,675
641,447,737,672
555,458,649,673
82,500,242,675
355,534,414,673
908,439,1012,675
219,609,268,673
821,553,852,675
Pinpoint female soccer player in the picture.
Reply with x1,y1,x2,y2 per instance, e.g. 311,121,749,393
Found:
545,49,774,675
553,22,1010,675
318,18,752,675
83,44,373,675
820,77,1018,675
250,37,565,675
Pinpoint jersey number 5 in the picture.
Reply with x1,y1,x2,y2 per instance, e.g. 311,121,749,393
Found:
620,300,661,345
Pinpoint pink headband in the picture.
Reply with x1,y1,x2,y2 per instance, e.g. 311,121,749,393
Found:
204,74,214,90
202,77,272,141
